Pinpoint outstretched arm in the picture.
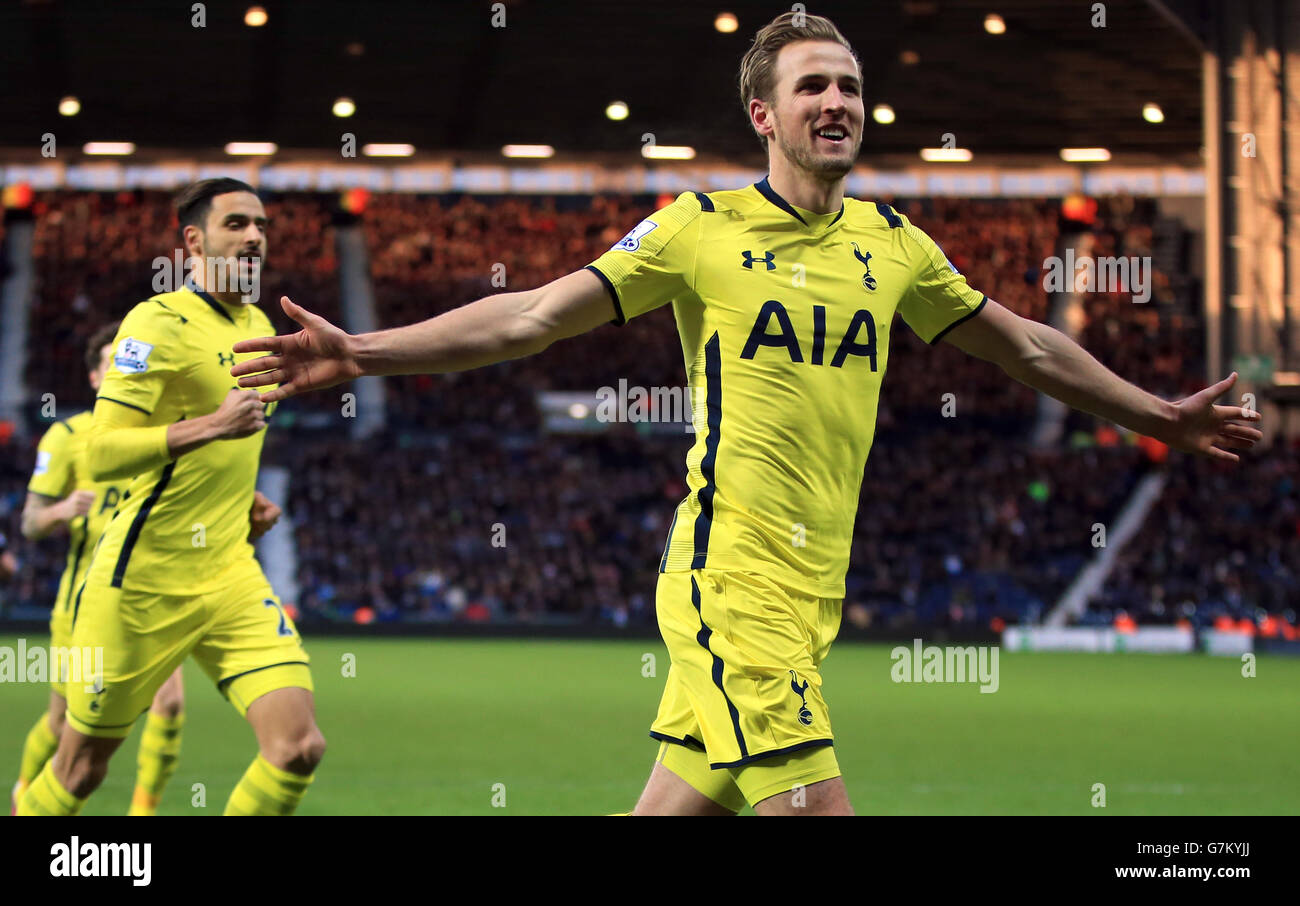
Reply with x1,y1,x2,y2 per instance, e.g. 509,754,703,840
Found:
941,298,1263,462
231,269,615,403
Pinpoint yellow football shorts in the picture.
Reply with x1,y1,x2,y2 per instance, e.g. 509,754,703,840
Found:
650,568,844,809
65,555,312,739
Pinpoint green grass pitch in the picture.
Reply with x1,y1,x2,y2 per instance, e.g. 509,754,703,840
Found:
3,635,1296,815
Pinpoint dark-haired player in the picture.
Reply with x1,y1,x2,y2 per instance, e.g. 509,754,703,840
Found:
18,178,323,816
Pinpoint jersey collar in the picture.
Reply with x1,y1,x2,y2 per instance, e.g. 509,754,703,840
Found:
754,176,845,229
183,277,239,324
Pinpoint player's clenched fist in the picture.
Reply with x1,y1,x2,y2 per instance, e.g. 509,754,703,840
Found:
210,388,267,438
248,490,282,541
63,489,97,519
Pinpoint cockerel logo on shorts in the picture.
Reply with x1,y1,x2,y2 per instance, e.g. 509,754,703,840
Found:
789,669,814,726
87,679,106,712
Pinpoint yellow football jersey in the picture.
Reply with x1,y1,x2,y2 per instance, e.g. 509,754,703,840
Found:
26,411,128,618
586,178,986,597
83,285,278,595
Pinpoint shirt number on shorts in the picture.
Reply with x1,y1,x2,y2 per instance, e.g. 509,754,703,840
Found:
263,598,294,637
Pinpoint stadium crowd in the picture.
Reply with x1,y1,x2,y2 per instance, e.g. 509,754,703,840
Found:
1087,439,1300,632
3,188,1285,634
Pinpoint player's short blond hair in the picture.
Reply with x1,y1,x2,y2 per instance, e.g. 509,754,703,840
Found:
737,11,860,148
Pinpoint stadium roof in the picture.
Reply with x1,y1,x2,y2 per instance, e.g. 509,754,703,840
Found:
0,0,1204,165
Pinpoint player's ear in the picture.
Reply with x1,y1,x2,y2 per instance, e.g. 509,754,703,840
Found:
750,97,775,140
182,223,203,259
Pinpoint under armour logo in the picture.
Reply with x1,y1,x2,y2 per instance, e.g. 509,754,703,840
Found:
851,242,877,291
217,351,235,367
789,669,814,726
741,250,776,270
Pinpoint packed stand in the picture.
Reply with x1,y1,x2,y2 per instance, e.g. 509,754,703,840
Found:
21,190,341,418
1086,438,1300,633
0,189,1238,631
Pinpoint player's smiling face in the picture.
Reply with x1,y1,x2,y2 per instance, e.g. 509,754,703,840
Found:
763,41,863,179
192,191,268,301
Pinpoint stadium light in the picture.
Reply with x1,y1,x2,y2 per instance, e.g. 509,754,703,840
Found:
642,145,696,160
224,142,278,155
58,96,80,117
502,144,555,158
1143,102,1165,123
872,104,896,125
332,97,356,118
362,143,415,157
900,49,920,65
605,100,629,121
920,147,973,162
984,13,1006,34
82,142,135,155
244,6,267,27
1060,147,1111,162
714,12,739,33
2,183,35,209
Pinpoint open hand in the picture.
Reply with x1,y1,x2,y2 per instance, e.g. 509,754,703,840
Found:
1162,373,1263,463
231,296,361,403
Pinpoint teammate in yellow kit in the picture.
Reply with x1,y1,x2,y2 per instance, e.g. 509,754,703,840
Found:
230,14,1261,814
13,323,188,816
17,178,323,817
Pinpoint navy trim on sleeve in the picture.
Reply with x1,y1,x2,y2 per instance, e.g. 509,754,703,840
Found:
96,396,152,416
154,300,189,324
584,264,625,326
929,294,989,346
692,191,715,212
